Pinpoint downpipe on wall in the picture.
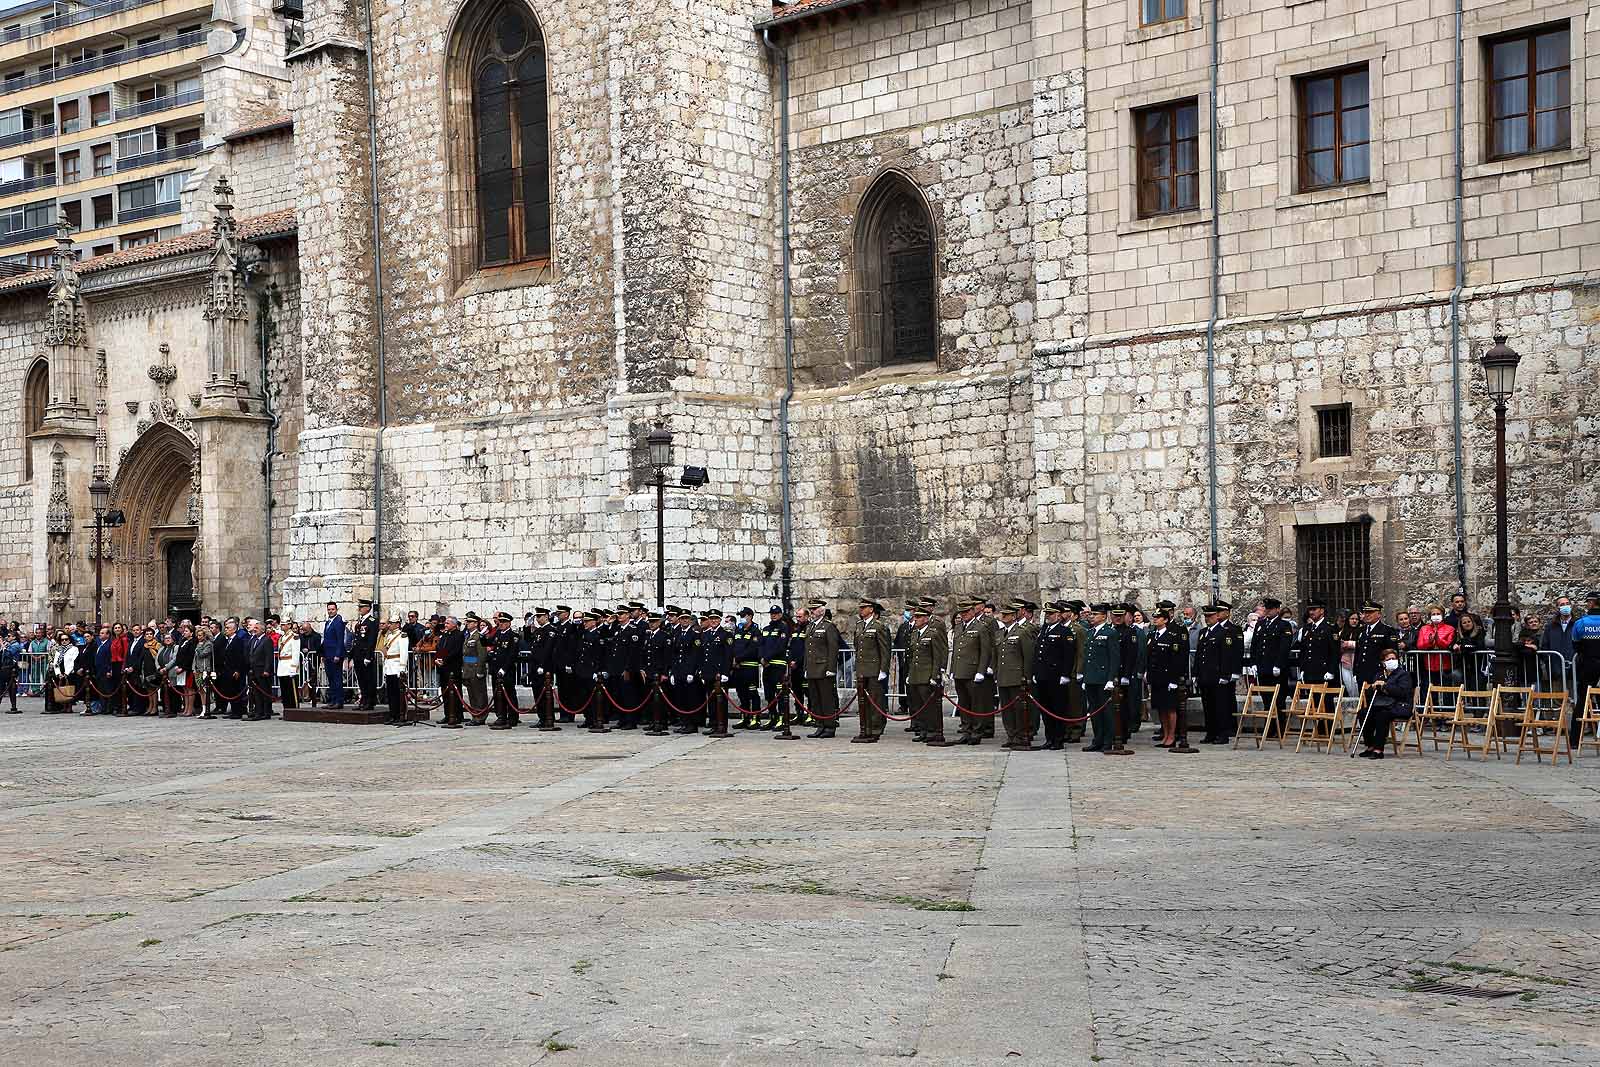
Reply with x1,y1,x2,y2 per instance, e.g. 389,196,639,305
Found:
259,288,279,619
362,0,388,608
1204,0,1221,599
761,26,796,613
1448,0,1468,594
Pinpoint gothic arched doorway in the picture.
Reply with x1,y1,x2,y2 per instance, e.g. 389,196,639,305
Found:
108,424,199,624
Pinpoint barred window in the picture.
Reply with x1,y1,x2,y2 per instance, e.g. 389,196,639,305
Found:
1295,521,1372,620
471,2,550,267
1314,404,1352,458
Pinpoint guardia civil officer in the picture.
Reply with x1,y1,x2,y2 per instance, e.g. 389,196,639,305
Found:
1080,603,1121,752
995,599,1037,750
851,599,892,743
906,604,949,745
949,597,995,745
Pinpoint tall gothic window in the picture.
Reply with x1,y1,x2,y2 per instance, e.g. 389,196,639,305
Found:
23,358,47,480
469,1,550,267
853,174,936,370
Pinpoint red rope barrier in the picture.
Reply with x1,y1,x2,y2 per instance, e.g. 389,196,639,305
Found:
941,690,1012,718
553,683,597,717
600,680,657,716
657,685,708,717
1028,693,1092,724
445,682,496,717
860,686,942,723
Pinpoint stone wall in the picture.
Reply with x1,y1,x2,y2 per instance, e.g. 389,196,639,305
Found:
0,296,47,615
225,132,297,218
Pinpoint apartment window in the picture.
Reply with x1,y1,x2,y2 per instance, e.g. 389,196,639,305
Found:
1314,404,1352,459
91,243,113,257
1141,0,1184,26
92,144,112,177
58,99,80,133
60,151,80,184
118,127,157,158
136,85,159,103
137,34,160,46
1296,521,1372,619
1135,99,1199,217
174,127,200,146
1486,24,1571,160
1298,67,1369,190
174,75,201,95
25,250,51,268
90,93,111,126
120,230,158,249
61,200,81,229
0,200,52,235
92,194,112,227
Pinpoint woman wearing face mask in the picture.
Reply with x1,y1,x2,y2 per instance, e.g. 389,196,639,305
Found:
1451,612,1488,690
1357,650,1415,759
1338,611,1361,697
1414,603,1455,698
1541,598,1578,695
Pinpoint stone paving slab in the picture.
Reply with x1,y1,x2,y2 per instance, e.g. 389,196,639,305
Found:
0,716,1596,1065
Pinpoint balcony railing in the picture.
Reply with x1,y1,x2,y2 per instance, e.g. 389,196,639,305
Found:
116,138,201,171
0,0,174,47
0,222,57,249
1,30,204,91
0,123,56,151
0,172,57,197
113,88,202,123
117,198,178,223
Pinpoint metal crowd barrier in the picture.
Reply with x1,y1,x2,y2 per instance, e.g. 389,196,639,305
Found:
16,652,51,696
1403,648,1576,699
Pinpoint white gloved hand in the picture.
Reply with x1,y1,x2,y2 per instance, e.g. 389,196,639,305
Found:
1059,676,1069,685
974,672,986,682
686,674,695,684
878,672,887,682
1231,674,1241,682
591,673,598,681
719,675,729,684
826,671,835,678
1245,666,1257,678
1272,667,1281,676
563,666,572,673
1119,677,1129,685
668,675,676,686
496,669,505,677
536,667,545,674
1168,683,1178,691
1103,681,1114,691
1076,674,1084,682
1324,673,1334,681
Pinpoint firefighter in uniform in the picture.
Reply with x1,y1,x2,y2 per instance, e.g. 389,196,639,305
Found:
758,606,792,732
729,607,765,729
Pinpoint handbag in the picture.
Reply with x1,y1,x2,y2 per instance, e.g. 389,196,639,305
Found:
52,683,76,702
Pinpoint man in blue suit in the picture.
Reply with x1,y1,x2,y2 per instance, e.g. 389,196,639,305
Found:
322,601,348,709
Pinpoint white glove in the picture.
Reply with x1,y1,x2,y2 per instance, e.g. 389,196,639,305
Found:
719,675,729,684
1119,677,1129,684
563,666,572,673
1059,676,1069,685
1103,681,1114,691
1231,674,1241,682
686,674,695,684
496,669,505,677
1168,683,1178,691
1075,674,1084,682
591,673,598,681
974,672,986,682
536,667,544,674
877,672,887,682
1245,666,1257,678
826,671,835,677
1323,673,1334,681
668,675,676,686
1271,667,1280,676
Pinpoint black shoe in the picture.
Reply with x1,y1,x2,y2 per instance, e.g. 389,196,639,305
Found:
1081,743,1103,752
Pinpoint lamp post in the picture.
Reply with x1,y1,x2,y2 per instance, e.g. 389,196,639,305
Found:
1481,334,1521,687
88,473,110,632
646,423,673,608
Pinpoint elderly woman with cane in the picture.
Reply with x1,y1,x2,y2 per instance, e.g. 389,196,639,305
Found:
1356,649,1415,760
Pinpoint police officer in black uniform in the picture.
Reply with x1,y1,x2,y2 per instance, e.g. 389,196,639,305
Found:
1293,597,1341,690
577,610,609,731
642,610,673,734
526,608,559,730
1248,596,1296,704
488,611,521,729
351,598,380,710
1146,608,1191,751
551,606,581,722
669,608,701,734
1353,600,1399,686
1034,602,1069,750
1194,601,1243,743
696,608,734,736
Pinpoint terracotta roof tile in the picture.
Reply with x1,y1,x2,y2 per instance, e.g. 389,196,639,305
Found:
0,208,298,295
759,0,870,28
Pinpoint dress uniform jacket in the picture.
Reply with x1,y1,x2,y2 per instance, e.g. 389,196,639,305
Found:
1353,621,1400,684
696,625,733,683
852,615,892,681
906,622,948,686
1294,617,1342,686
1194,621,1244,683
950,617,994,681
803,615,842,681
461,631,487,682
1249,615,1296,687
995,622,1035,687
1081,623,1122,690
1145,626,1189,709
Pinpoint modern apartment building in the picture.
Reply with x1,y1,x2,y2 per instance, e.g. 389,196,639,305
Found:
0,0,296,266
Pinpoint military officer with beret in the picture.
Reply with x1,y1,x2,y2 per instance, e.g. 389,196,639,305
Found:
803,600,842,738
851,599,893,743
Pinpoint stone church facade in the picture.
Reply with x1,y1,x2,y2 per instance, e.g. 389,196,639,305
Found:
0,0,1593,624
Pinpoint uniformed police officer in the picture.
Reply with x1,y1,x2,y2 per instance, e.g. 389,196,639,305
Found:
526,607,559,730
1195,601,1244,743
950,597,994,745
641,610,673,735
802,600,842,738
995,599,1037,750
668,607,701,734
729,607,764,729
1035,602,1069,750
1353,600,1399,686
577,610,609,731
906,605,949,745
488,611,521,729
1294,597,1341,690
1080,603,1122,752
1063,600,1088,743
696,609,733,736
851,599,892,743
1145,608,1190,751
552,605,582,722
1248,597,1296,704
758,606,791,732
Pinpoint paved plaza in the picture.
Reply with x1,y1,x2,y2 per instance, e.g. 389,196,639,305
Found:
2,708,1598,1066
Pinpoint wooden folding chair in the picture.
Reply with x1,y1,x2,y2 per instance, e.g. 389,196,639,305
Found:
1444,689,1495,760
1387,705,1425,757
1515,691,1572,765
1413,684,1462,751
1278,682,1319,739
1578,688,1600,758
1294,684,1344,754
1235,684,1283,749
1336,682,1375,753
1485,687,1533,759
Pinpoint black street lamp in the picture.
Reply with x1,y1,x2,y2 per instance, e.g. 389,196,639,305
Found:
647,423,673,609
87,473,121,632
1482,334,1522,687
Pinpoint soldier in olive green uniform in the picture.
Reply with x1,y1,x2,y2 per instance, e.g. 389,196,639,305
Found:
461,613,490,724
1080,602,1123,752
851,599,893,743
905,605,949,744
995,599,1038,750
803,599,842,739
950,597,995,745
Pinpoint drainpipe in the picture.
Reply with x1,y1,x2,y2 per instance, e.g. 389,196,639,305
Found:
1448,0,1468,595
762,26,796,613
259,289,279,619
362,0,388,609
1203,0,1221,600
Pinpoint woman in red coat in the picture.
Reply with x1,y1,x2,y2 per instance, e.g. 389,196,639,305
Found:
1415,603,1456,697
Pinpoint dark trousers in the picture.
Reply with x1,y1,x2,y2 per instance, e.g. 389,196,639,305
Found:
385,673,407,720
1201,681,1237,739
495,675,520,725
857,675,886,737
441,671,463,724
954,678,982,737
999,684,1032,745
556,670,582,720
1362,706,1407,749
279,675,299,710
249,673,273,719
806,675,838,726
1038,679,1065,744
762,664,789,726
323,656,344,706
533,673,554,726
910,682,942,739
1087,685,1115,748
355,656,376,708
0,669,14,710
732,666,761,721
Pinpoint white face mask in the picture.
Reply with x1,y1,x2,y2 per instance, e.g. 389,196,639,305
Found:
1559,605,1572,617
1383,659,1400,671
1430,614,1442,623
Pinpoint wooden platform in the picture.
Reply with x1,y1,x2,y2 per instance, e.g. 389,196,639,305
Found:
280,705,428,726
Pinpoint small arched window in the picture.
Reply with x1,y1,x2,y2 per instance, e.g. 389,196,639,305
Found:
23,358,48,480
470,1,550,267
853,174,937,369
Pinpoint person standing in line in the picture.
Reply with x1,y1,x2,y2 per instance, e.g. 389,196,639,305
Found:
351,598,380,710
949,597,995,746
381,615,411,726
322,602,347,709
1145,608,1190,751
906,605,949,746
995,599,1036,751
851,599,892,743
276,621,301,712
1194,602,1243,744
435,616,465,729
246,618,275,721
802,599,842,739
1080,603,1121,752
758,605,792,732
191,622,214,718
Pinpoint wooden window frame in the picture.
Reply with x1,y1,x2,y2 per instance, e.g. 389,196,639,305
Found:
1134,98,1199,218
850,171,939,374
1139,0,1185,28
1296,66,1370,191
1484,23,1571,161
